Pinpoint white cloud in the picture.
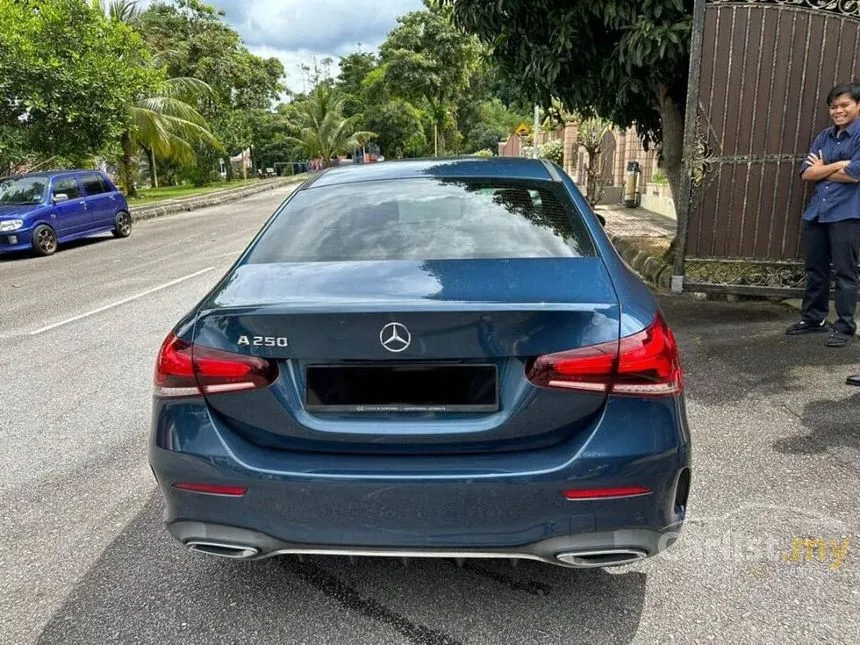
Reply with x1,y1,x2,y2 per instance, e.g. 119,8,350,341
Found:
217,0,422,51
214,0,422,88
138,0,424,92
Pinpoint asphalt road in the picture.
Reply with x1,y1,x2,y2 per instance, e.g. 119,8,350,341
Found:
1,187,858,644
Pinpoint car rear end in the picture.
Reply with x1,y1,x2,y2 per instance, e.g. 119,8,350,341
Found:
148,160,691,568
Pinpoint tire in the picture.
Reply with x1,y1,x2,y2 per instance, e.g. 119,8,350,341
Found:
32,225,58,256
113,211,132,238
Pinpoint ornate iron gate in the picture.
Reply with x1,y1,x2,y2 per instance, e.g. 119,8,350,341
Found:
675,0,860,296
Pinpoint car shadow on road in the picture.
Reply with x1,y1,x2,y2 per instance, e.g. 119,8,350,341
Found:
0,234,113,262
37,494,648,645
773,392,860,457
658,296,860,407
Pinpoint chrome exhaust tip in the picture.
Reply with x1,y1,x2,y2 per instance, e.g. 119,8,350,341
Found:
555,549,647,567
187,541,259,559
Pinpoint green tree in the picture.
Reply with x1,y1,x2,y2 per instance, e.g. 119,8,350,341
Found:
462,98,528,153
138,0,284,110
442,0,693,237
137,0,285,178
364,100,427,159
337,52,378,118
285,86,375,167
464,122,505,154
379,1,482,155
0,0,157,173
246,108,304,173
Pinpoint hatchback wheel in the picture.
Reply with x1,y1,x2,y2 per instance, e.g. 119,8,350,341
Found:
113,211,132,238
32,225,57,256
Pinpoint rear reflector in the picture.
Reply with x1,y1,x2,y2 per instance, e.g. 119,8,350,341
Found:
154,332,278,398
172,482,248,497
563,486,651,500
526,312,683,398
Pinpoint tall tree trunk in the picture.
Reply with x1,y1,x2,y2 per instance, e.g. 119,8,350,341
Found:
656,84,686,262
147,147,158,188
120,131,137,198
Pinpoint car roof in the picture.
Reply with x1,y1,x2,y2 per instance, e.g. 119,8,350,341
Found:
2,170,105,180
305,157,562,189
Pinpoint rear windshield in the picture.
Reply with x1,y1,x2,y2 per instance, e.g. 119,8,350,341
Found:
244,177,595,263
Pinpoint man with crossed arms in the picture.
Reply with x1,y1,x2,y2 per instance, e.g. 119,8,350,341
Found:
789,83,860,385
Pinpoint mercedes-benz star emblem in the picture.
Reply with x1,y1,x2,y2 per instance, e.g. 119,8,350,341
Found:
380,322,411,353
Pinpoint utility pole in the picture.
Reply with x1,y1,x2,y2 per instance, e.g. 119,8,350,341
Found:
533,104,540,158
434,124,438,158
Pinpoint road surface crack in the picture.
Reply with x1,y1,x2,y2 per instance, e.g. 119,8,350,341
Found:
286,559,464,645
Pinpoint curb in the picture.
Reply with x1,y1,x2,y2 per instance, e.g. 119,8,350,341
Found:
129,177,305,223
607,232,672,290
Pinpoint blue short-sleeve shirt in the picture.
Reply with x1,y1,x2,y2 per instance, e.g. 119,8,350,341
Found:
799,119,860,222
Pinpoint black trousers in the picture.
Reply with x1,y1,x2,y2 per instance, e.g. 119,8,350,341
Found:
800,218,860,335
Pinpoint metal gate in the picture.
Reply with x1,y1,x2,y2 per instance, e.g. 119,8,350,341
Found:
675,0,860,296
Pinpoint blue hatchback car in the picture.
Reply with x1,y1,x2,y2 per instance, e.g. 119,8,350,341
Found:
0,170,131,256
149,158,691,569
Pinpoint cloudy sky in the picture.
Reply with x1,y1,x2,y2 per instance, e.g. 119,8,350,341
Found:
201,0,424,91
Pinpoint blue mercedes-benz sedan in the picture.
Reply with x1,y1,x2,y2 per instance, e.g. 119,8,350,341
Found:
0,170,131,256
149,157,691,569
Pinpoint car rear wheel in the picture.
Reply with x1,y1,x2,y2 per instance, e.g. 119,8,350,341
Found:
113,211,132,238
32,225,57,256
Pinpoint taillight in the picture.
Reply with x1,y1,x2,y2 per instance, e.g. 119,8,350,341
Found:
154,333,278,398
154,334,197,397
525,312,683,398
613,312,683,397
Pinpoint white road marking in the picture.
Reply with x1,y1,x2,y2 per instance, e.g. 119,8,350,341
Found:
29,267,215,335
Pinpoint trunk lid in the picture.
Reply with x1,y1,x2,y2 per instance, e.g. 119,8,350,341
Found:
193,258,620,454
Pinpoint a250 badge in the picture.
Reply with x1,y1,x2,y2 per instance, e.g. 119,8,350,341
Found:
237,335,289,347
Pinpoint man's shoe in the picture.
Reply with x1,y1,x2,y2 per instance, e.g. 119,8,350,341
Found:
785,319,829,335
847,374,860,386
825,330,856,347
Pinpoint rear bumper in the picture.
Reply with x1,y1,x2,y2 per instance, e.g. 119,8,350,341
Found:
168,520,680,568
149,395,692,567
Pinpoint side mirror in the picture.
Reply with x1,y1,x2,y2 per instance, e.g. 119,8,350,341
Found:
596,213,606,227
53,193,69,203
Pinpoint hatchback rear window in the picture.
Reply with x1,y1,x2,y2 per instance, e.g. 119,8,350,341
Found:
245,178,595,263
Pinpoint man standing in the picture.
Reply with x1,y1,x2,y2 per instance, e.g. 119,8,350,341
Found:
787,82,860,347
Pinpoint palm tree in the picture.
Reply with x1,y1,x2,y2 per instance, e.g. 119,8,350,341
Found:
286,85,375,167
120,77,220,196
96,0,220,195
99,0,140,22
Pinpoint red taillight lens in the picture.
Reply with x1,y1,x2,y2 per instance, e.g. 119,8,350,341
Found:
154,334,198,397
613,312,683,397
193,345,277,395
172,482,247,497
525,312,683,398
154,333,278,398
525,341,616,393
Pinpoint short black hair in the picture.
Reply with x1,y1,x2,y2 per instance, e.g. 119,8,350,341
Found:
827,82,860,105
